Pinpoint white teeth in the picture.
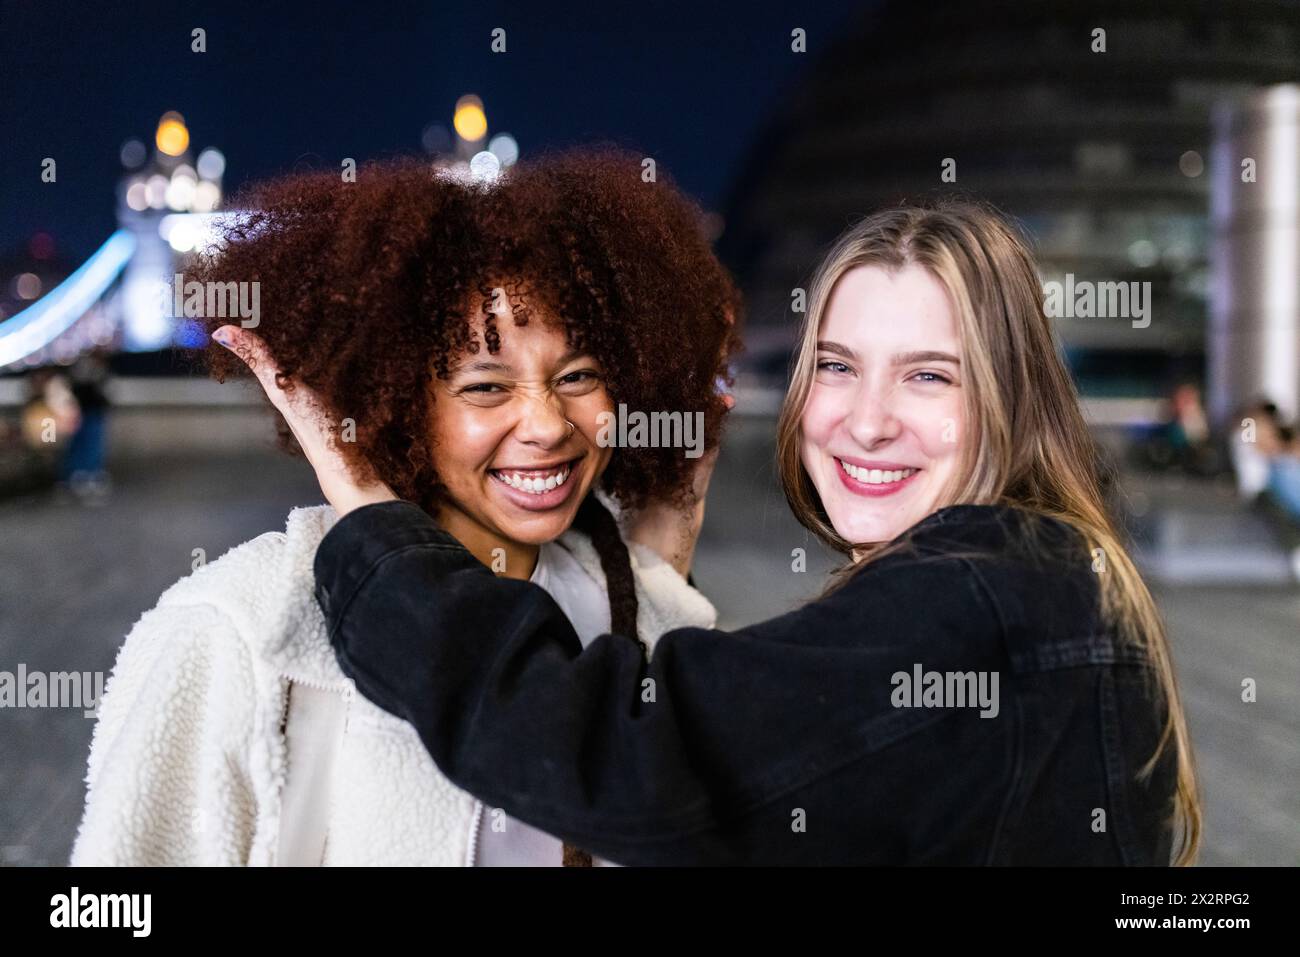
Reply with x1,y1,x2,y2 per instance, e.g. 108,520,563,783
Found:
494,465,572,495
839,460,916,485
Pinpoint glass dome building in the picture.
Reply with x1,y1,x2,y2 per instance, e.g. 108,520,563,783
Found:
720,0,1300,408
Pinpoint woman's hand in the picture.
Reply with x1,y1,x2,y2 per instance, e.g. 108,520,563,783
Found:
212,325,398,517
623,393,733,579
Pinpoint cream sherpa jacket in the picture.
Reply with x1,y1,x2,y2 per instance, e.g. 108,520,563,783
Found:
69,504,716,866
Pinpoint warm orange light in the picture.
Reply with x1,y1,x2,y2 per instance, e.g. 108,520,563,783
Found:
156,112,190,156
453,96,487,142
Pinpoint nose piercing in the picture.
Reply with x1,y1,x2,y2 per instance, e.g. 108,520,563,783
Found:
565,419,576,437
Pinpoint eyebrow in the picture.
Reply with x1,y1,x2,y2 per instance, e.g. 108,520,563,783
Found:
454,359,512,375
817,341,960,366
449,348,591,377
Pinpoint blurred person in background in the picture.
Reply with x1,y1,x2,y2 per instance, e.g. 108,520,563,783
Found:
1230,400,1284,501
1234,399,1300,577
21,366,80,487
60,351,112,504
1140,382,1220,476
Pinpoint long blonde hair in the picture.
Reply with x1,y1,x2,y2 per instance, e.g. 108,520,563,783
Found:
776,199,1201,865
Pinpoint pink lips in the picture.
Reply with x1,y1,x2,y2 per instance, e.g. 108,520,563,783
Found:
834,457,920,498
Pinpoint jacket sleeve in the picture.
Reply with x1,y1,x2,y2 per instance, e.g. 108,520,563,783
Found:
70,601,260,866
314,501,1005,865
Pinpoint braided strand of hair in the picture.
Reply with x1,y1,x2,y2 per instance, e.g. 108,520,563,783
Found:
558,493,644,866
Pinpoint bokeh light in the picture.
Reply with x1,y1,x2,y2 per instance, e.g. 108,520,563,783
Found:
453,95,487,141
155,112,190,156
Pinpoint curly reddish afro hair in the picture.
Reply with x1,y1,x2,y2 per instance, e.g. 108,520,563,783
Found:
196,148,742,515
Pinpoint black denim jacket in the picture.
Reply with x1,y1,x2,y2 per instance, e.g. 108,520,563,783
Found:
313,501,1177,865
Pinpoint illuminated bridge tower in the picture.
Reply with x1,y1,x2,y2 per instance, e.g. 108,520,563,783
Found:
116,112,226,352
0,113,225,372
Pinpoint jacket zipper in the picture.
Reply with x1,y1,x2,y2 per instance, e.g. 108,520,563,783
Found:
466,801,484,866
279,671,353,693
276,672,353,865
278,672,352,727
281,671,482,867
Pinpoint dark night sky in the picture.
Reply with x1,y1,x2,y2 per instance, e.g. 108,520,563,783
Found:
0,0,870,264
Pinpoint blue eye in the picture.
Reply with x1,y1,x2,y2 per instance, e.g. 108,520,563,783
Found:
817,360,850,374
910,371,952,384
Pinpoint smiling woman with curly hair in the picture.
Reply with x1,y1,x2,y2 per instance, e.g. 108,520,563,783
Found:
71,149,741,867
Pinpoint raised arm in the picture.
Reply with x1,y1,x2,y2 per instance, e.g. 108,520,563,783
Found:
314,500,1009,865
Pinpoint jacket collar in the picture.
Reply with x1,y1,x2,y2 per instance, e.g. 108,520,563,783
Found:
252,504,354,693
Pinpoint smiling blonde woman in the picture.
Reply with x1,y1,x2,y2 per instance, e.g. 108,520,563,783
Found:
776,202,1201,864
